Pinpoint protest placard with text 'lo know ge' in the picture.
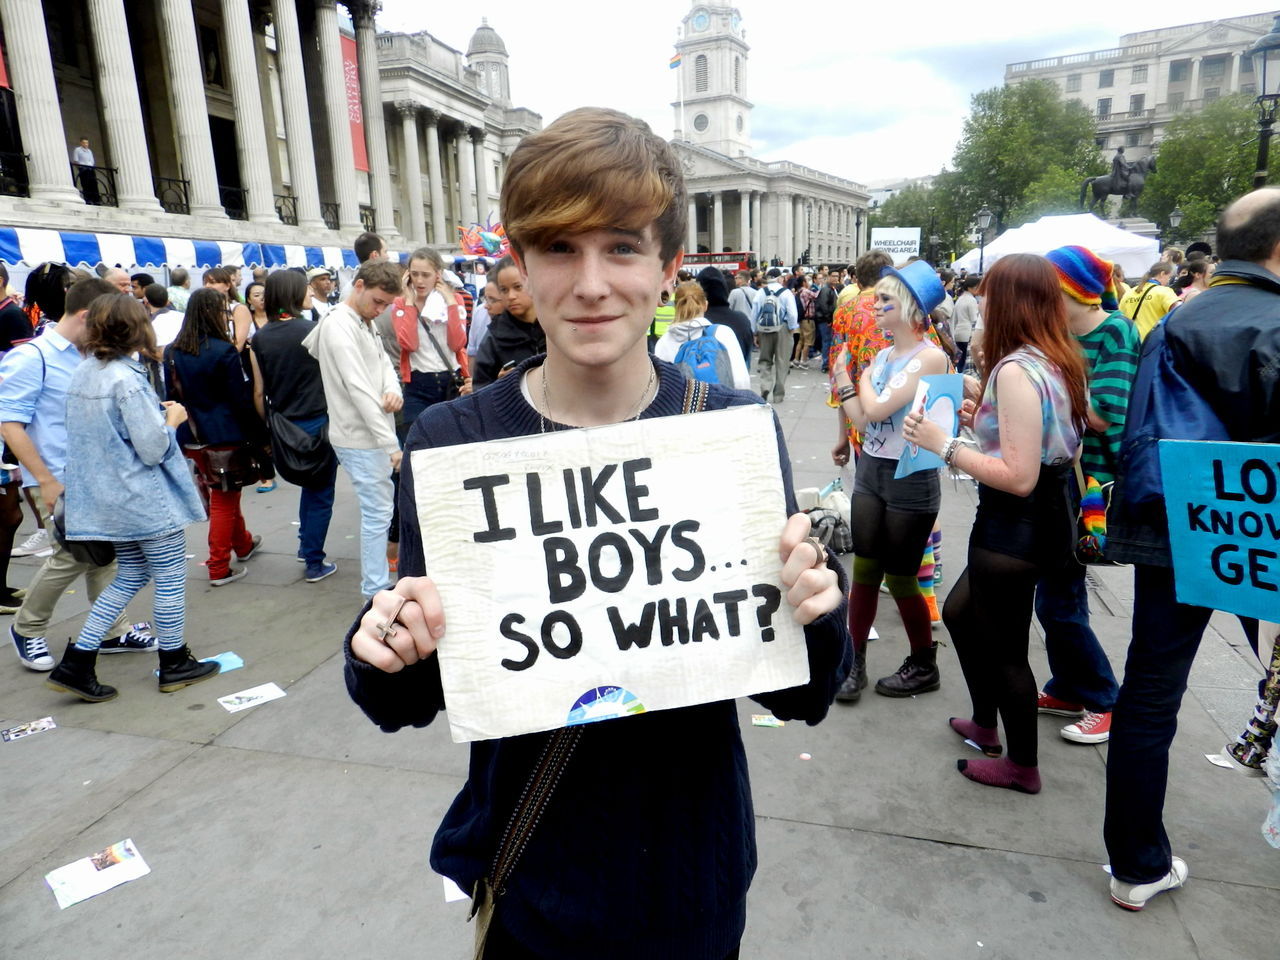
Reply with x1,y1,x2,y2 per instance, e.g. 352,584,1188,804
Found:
413,403,810,743
1160,440,1280,621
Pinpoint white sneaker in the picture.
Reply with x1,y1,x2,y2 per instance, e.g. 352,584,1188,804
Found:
12,528,52,558
1109,857,1188,910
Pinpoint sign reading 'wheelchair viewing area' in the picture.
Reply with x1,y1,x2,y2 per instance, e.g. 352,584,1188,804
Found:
1160,440,1280,622
413,404,810,743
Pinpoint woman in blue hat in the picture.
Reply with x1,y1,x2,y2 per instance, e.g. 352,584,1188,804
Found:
831,260,950,703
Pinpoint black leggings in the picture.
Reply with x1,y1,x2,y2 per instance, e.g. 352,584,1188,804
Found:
483,920,740,959
0,481,20,587
850,493,937,577
943,545,1042,765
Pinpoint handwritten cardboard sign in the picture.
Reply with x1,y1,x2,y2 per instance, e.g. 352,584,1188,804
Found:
1160,440,1280,621
413,403,809,742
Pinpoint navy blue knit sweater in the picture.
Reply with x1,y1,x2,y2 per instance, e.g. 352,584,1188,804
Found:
344,356,850,959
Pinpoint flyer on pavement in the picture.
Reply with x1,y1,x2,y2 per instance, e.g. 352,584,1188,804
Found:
45,839,150,909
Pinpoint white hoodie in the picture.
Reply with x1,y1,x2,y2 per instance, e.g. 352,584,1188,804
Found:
302,302,401,452
653,317,751,389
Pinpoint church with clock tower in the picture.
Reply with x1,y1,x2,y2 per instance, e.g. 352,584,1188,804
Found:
671,3,869,265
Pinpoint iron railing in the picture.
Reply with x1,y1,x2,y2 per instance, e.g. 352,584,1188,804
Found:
359,204,376,232
0,152,29,197
71,163,118,206
321,201,339,231
154,176,190,215
274,193,298,226
219,185,248,221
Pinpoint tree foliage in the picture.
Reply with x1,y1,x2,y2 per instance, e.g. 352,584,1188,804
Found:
1138,94,1257,242
949,79,1103,232
1007,164,1087,226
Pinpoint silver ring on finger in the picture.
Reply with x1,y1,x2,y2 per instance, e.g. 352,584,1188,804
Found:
804,535,828,568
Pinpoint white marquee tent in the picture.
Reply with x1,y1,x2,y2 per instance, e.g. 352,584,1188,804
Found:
951,213,1161,278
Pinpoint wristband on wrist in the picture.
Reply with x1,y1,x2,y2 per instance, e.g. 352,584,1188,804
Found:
837,384,857,402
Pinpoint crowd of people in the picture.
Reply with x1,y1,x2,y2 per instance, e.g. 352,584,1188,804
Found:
4,105,1276,956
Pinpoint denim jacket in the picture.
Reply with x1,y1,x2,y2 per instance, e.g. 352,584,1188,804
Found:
64,356,206,541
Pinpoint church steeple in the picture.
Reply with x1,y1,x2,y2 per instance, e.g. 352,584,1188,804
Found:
672,3,752,157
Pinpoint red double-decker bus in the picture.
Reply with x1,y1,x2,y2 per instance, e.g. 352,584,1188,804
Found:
681,251,758,271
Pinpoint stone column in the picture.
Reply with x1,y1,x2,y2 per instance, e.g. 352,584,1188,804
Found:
1190,56,1202,96
349,0,400,241
272,0,324,229
779,194,793,264
156,0,223,216
752,192,763,255
84,0,161,211
738,191,750,251
0,0,82,203
396,102,424,245
423,110,446,243
456,123,477,227
471,127,491,225
315,0,360,231
219,0,277,222
711,191,723,253
1231,52,1242,91
793,196,805,262
687,197,698,253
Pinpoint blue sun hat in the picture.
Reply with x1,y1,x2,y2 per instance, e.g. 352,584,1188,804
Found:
879,260,946,316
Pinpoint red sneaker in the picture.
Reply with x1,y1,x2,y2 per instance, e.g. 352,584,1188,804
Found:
1062,710,1111,744
1037,691,1085,718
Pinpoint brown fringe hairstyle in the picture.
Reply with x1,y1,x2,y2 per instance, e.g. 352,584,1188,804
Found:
500,107,687,264
976,254,1089,431
82,292,156,361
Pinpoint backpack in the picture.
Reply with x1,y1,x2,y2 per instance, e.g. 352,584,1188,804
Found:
673,324,734,386
756,288,782,330
1117,319,1228,504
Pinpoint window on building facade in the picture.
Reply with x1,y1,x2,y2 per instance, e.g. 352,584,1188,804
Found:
1204,87,1220,103
1129,94,1145,113
1243,82,1257,96
1132,64,1148,83
1243,55,1255,74
1169,91,1185,110
1126,131,1140,147
1097,97,1112,118
1203,57,1226,81
695,54,709,92
1065,74,1081,92
1099,68,1114,88
1096,135,1109,148
693,113,709,132
1170,60,1189,82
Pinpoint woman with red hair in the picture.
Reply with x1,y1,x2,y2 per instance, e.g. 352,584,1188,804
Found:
905,254,1087,794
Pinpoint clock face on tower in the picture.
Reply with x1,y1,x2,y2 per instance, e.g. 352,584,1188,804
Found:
691,9,710,31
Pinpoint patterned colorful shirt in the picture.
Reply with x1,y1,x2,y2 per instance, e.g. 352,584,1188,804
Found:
1076,311,1140,485
974,346,1081,465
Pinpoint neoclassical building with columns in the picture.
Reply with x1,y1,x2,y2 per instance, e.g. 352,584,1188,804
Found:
673,3,869,265
0,0,538,253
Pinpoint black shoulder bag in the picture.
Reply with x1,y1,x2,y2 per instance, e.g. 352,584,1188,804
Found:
168,355,264,492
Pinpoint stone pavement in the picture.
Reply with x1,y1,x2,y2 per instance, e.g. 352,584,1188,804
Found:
1,362,1276,960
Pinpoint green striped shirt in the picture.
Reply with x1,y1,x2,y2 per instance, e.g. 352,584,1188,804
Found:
1076,310,1140,485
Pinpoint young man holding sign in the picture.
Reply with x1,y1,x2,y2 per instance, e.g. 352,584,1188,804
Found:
343,107,848,959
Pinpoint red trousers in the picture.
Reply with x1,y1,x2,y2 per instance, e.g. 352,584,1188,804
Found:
207,487,254,579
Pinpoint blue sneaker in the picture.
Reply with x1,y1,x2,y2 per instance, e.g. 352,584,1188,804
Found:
305,561,338,583
10,624,53,671
100,622,158,654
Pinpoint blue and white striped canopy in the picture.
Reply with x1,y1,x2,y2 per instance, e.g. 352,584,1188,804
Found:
0,227,360,270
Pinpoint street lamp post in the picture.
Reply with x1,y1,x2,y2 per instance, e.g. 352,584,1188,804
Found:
1249,15,1280,189
976,204,993,274
854,208,863,259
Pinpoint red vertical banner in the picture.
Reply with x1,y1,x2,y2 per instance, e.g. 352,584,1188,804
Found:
341,34,369,172
0,35,10,90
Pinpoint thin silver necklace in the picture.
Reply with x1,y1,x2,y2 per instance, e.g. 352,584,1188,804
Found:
538,361,656,433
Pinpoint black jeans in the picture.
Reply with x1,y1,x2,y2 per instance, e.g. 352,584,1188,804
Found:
389,370,455,544
1103,563,1212,884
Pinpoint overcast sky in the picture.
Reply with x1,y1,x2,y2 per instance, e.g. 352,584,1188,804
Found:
376,1,1278,186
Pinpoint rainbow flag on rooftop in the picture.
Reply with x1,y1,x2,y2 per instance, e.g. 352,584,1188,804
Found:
669,52,682,69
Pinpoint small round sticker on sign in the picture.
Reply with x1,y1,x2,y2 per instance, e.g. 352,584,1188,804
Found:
566,686,646,726
905,358,923,374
